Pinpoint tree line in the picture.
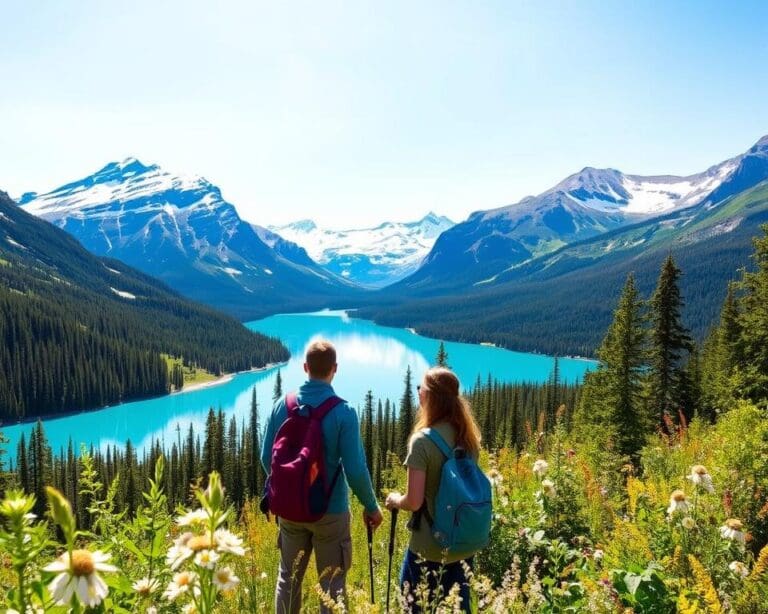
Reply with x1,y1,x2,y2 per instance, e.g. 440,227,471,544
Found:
2,357,580,522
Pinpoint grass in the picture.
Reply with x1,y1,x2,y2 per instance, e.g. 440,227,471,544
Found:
162,354,219,388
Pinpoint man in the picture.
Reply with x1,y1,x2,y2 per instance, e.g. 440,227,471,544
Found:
261,339,383,614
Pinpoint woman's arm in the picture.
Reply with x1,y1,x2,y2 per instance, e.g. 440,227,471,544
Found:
385,467,426,512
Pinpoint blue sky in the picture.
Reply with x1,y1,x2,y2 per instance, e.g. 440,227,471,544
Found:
1,0,767,228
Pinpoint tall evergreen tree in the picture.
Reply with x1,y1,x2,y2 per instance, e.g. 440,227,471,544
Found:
397,367,416,458
735,225,768,404
435,342,449,368
648,255,693,423
575,274,647,458
700,284,741,418
362,390,374,475
272,370,283,403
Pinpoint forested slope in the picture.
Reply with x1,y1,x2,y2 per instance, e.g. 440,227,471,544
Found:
0,191,288,421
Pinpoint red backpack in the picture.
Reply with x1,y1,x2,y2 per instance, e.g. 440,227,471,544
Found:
265,392,344,522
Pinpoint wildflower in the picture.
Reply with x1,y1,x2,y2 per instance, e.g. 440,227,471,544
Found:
260,571,268,580
44,549,118,608
133,577,161,595
182,604,198,614
164,570,198,601
176,508,208,527
667,490,689,516
687,465,714,493
593,549,604,561
729,561,749,578
212,566,240,591
147,608,158,614
720,519,746,543
541,479,556,497
487,468,503,486
681,516,696,530
194,548,220,569
532,460,549,477
166,532,195,570
214,528,246,556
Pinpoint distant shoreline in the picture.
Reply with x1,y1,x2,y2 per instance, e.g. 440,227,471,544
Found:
3,361,287,429
172,361,282,395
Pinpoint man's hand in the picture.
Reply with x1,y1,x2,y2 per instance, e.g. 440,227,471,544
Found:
364,508,383,530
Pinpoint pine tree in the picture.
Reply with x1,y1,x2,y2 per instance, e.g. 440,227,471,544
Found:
362,390,374,475
397,367,416,458
575,274,647,458
435,342,449,367
735,225,768,404
648,255,693,423
273,370,283,403
700,284,741,418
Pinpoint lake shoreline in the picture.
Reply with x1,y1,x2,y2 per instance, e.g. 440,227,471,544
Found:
1,361,287,430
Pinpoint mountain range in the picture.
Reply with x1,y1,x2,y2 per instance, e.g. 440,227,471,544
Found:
267,213,454,287
398,136,768,293
20,159,360,320
15,134,768,356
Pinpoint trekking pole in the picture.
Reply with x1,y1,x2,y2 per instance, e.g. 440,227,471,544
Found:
386,508,398,613
367,521,375,604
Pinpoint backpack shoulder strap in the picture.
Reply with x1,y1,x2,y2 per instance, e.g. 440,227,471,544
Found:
285,392,300,417
312,395,344,420
422,427,454,458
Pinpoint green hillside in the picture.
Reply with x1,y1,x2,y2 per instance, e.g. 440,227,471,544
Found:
0,191,288,421
361,182,768,356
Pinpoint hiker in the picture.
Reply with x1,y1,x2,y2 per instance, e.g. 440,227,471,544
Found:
261,339,383,614
385,367,490,613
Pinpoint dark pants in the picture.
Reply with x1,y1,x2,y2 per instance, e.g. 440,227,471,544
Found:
399,549,473,613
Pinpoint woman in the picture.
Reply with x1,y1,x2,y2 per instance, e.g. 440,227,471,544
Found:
385,366,483,613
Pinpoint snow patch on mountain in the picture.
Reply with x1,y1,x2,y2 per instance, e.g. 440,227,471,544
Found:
110,287,136,299
269,212,454,287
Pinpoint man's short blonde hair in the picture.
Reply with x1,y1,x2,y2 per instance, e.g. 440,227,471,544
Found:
305,339,337,378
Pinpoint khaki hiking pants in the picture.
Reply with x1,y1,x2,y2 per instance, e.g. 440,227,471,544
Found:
275,511,352,614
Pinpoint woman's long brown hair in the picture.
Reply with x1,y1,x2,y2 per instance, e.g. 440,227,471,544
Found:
411,367,482,456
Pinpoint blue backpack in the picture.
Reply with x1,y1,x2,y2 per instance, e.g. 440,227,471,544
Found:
418,428,492,554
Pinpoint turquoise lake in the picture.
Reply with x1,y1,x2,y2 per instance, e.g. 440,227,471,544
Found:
3,310,595,457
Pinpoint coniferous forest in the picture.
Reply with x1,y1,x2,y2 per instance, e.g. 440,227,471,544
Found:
0,192,289,421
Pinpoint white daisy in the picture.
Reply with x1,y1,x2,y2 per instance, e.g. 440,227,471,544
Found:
176,508,209,527
687,465,714,493
720,519,746,543
667,490,689,516
729,560,749,578
212,566,240,591
133,577,160,595
532,460,549,477
214,528,246,556
194,548,220,569
163,571,198,601
43,549,118,608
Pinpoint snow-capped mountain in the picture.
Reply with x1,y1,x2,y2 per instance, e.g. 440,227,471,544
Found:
19,158,358,319
398,134,768,293
267,213,454,287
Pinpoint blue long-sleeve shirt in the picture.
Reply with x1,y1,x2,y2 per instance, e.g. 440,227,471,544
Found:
260,379,379,514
